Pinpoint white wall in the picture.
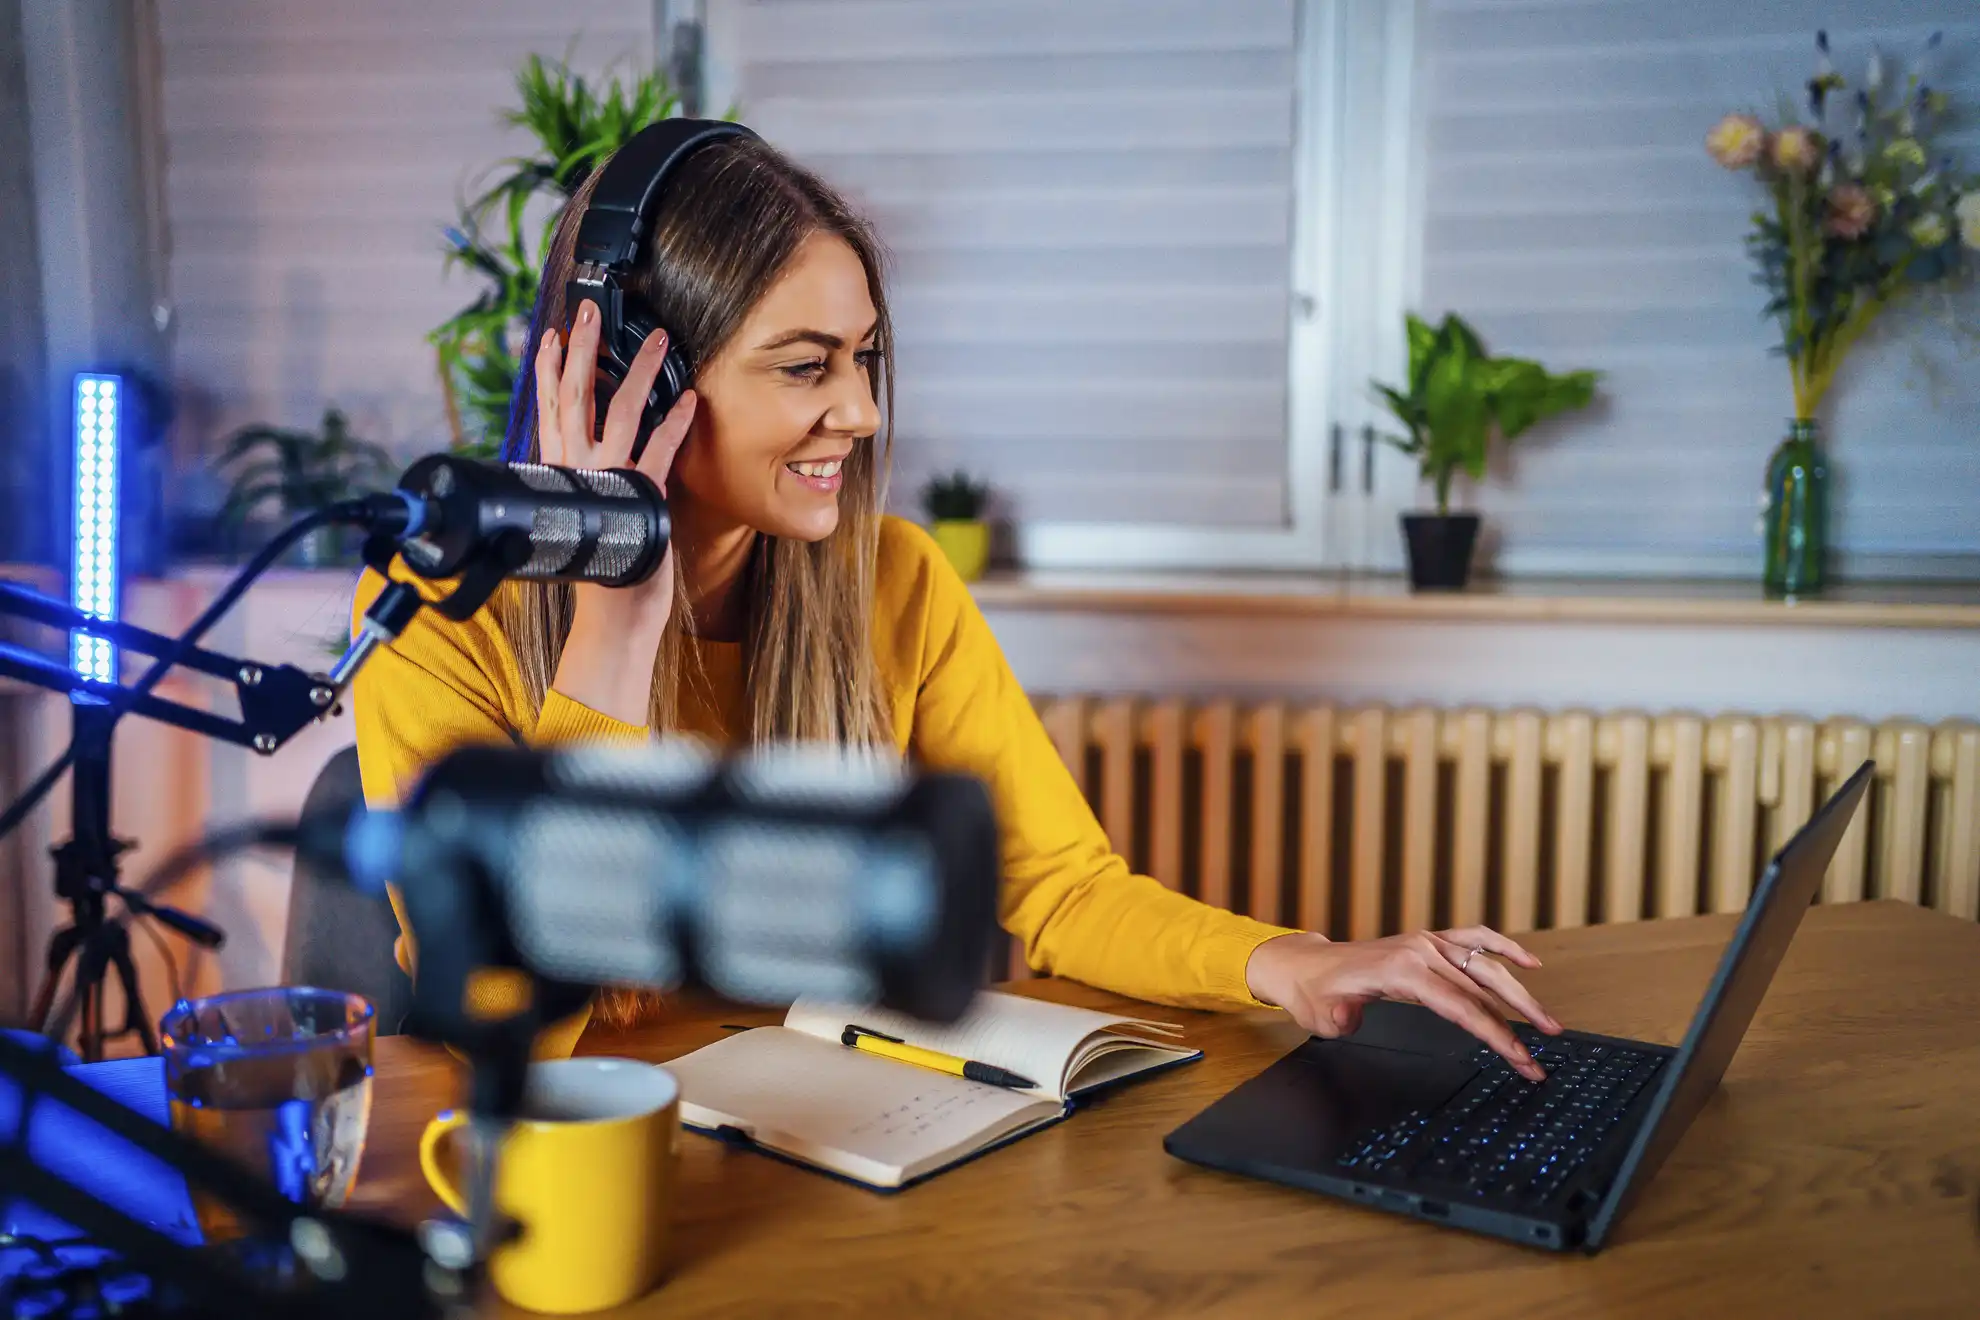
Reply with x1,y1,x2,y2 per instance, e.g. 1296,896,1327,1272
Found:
985,607,1980,727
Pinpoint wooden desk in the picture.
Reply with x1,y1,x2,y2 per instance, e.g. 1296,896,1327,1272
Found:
351,901,1980,1318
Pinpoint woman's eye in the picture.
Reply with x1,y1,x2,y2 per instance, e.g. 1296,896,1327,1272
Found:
855,349,883,371
779,360,828,381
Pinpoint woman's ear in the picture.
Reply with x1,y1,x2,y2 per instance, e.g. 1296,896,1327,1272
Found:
666,399,712,500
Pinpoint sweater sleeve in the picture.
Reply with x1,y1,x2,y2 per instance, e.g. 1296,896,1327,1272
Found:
348,568,649,1060
891,525,1298,1011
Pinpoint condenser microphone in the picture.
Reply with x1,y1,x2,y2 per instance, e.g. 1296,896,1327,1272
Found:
386,455,669,587
298,740,1002,1025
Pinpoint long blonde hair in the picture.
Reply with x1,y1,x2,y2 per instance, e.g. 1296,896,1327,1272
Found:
498,138,897,1026
496,134,895,749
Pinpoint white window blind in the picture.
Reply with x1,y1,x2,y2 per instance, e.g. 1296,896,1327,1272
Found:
1416,0,1980,578
156,0,654,455
712,0,1303,533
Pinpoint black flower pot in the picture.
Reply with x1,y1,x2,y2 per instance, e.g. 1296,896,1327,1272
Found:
1400,512,1480,591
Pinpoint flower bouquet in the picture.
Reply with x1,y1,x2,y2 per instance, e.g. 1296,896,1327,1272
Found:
1706,29,1979,594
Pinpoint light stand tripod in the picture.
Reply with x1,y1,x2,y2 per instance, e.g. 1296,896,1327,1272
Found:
0,581,399,1060
0,491,492,1060
29,696,150,1056
22,697,221,1059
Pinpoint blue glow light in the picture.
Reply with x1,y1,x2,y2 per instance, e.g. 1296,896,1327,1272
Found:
72,373,121,683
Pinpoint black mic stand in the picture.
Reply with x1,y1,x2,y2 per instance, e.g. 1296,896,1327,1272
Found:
0,585,387,1061
0,502,535,1061
0,492,581,1314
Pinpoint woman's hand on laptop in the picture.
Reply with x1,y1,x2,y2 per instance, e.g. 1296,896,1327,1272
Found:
1245,927,1561,1082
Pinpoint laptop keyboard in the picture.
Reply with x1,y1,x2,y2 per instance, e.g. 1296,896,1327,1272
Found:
1334,1032,1667,1207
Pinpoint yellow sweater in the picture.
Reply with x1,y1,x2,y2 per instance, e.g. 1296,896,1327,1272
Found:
350,515,1294,1056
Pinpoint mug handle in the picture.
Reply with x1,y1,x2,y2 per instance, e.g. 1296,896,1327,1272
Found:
418,1110,471,1218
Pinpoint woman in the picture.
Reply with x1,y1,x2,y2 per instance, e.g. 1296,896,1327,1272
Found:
352,133,1560,1075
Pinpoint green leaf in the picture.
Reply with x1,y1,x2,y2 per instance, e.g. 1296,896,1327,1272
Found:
1493,363,1600,440
1404,313,1439,393
1420,330,1489,488
1439,311,1487,363
430,49,742,453
1372,382,1421,428
1381,309,1599,504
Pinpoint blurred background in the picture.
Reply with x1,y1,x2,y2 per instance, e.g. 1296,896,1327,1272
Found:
2,2,1976,1034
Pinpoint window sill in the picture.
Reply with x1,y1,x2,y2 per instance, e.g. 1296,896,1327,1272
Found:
969,569,1980,631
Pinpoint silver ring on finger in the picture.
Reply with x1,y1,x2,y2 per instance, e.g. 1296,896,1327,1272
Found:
1459,945,1486,974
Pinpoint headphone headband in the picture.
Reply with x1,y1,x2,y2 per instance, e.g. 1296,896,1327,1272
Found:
558,117,760,463
573,119,759,269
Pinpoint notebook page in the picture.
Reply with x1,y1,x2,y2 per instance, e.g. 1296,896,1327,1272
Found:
664,1027,1061,1187
785,990,1184,1101
1065,1039,1196,1095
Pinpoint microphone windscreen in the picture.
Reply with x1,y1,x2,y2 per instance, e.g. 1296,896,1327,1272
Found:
391,456,669,587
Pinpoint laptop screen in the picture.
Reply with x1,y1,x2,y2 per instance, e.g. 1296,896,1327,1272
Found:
1583,759,1873,1249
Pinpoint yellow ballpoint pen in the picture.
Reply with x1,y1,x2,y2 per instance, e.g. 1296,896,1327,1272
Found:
840,1025,1040,1091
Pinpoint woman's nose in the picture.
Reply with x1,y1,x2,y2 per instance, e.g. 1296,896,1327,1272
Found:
824,366,881,436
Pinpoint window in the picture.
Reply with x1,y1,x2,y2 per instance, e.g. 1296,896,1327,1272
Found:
719,0,1980,579
1400,0,1980,579
708,0,1395,569
161,1,1976,579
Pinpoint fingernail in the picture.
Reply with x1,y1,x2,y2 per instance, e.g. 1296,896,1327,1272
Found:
578,301,596,325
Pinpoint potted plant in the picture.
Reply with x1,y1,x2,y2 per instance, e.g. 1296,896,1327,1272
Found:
214,407,395,567
1706,29,1979,596
432,55,737,457
1373,312,1599,590
921,471,992,582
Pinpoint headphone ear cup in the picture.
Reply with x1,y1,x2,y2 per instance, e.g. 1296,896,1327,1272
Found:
629,343,693,464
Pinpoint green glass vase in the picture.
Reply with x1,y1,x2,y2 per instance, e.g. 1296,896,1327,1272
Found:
1762,419,1828,598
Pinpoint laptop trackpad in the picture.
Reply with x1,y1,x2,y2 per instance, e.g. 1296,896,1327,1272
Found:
1295,1041,1476,1143
1168,1039,1475,1171
1345,999,1488,1058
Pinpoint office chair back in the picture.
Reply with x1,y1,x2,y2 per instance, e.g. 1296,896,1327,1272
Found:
279,746,411,1036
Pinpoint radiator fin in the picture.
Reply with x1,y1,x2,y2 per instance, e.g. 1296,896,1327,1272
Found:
1007,699,1980,979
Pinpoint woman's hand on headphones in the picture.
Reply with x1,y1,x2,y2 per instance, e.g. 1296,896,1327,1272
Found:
537,298,697,495
536,299,698,727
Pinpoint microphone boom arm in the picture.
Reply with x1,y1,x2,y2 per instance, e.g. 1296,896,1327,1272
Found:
1,582,345,757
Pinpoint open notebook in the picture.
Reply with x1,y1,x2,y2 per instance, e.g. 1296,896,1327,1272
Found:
663,990,1201,1190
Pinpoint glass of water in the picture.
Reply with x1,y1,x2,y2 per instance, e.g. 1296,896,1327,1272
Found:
160,987,375,1241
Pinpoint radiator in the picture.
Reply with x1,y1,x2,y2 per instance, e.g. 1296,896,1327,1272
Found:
1011,699,1980,978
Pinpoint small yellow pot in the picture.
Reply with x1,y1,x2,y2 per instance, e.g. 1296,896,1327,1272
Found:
930,519,991,582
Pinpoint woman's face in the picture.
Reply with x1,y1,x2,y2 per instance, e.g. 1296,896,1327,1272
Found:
672,231,881,542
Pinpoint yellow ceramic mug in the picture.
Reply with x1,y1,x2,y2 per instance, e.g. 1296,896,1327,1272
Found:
420,1057,679,1314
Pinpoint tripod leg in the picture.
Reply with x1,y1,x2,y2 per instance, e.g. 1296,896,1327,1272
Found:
107,927,159,1055
72,934,112,1063
26,924,86,1034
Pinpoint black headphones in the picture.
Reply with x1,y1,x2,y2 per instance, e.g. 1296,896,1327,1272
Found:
564,117,760,460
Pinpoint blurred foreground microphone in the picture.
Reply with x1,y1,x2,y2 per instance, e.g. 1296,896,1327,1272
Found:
388,454,669,586
299,740,1001,1026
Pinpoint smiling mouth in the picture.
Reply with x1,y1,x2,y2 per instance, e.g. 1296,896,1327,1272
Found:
786,458,844,479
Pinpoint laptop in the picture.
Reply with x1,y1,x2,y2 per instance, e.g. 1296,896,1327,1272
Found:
1163,759,1874,1253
